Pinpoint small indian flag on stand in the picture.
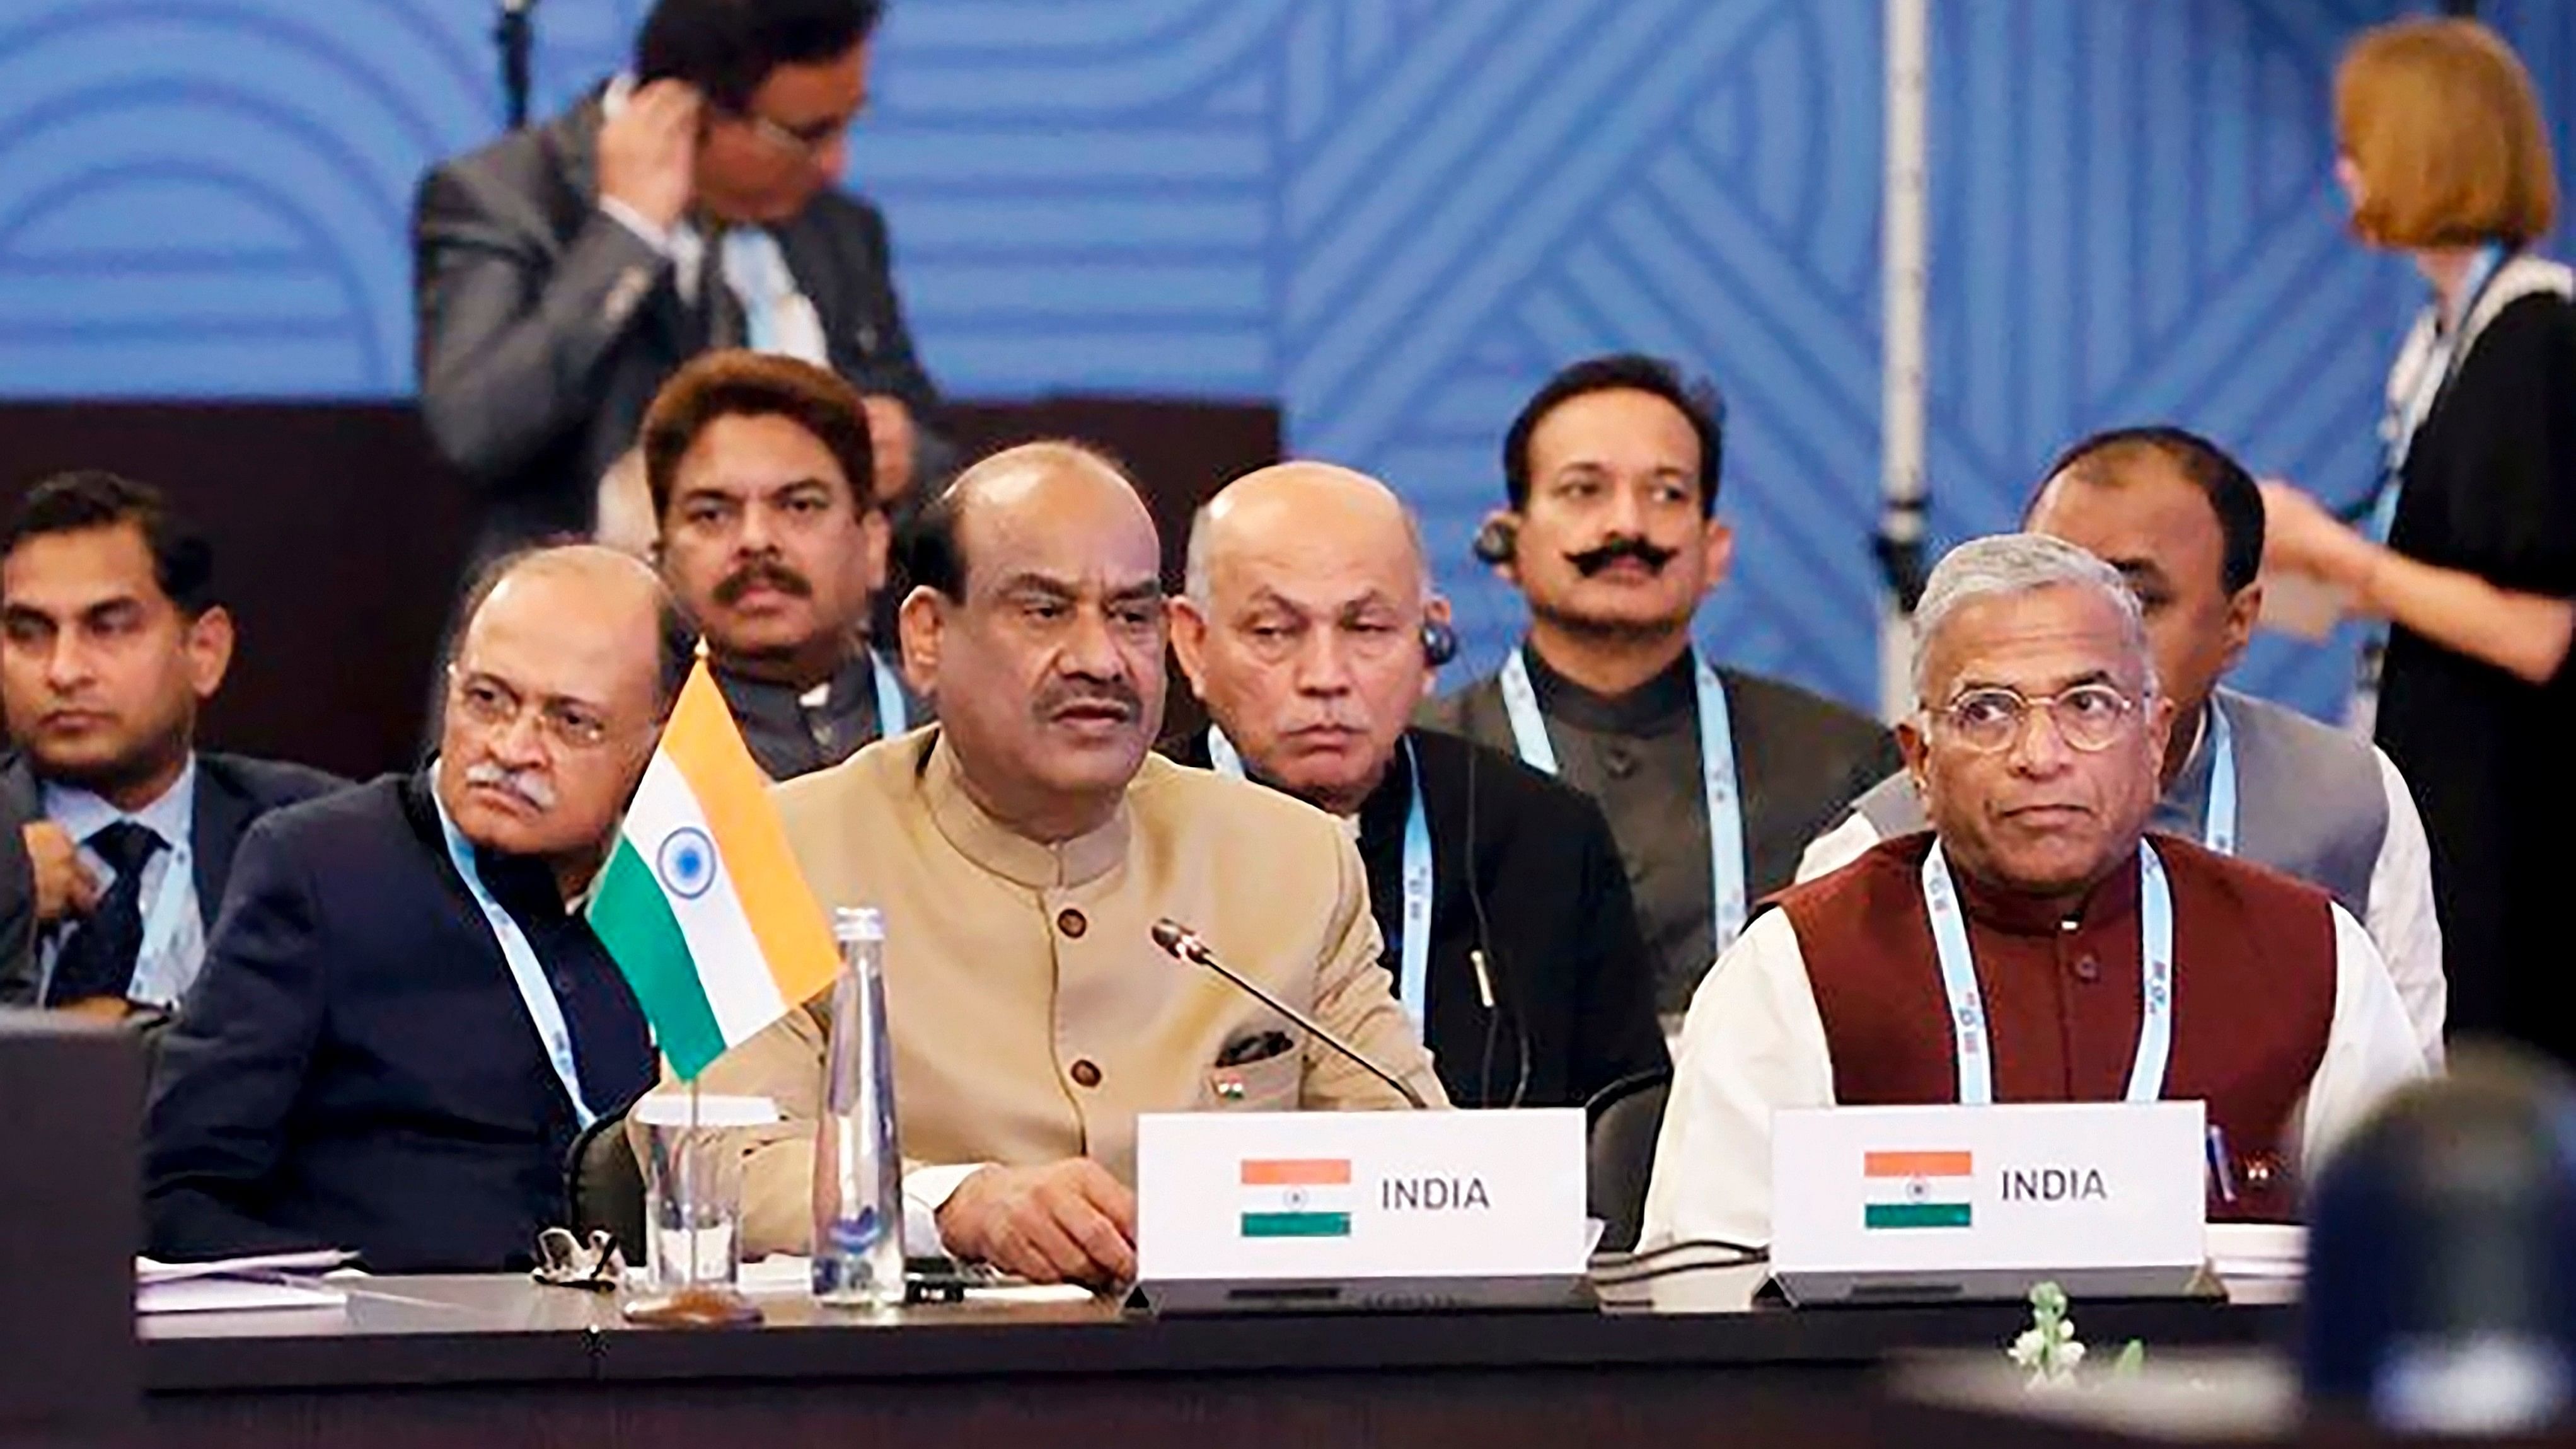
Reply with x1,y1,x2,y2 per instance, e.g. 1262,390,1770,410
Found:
1862,1150,1975,1230
589,659,840,1081
1240,1158,1354,1238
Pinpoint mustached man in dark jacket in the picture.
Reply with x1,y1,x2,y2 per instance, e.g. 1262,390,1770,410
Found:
144,547,681,1272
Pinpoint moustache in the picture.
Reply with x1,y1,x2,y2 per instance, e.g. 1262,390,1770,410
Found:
1567,536,1678,577
463,760,558,812
712,558,812,606
1033,679,1142,724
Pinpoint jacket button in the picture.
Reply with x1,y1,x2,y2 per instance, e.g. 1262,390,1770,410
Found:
2072,954,2101,983
1056,908,1087,939
1070,1059,1102,1089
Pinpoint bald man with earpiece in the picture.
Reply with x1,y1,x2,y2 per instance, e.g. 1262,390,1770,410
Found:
1164,462,1665,1111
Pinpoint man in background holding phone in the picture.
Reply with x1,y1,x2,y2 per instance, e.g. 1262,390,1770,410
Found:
414,0,949,574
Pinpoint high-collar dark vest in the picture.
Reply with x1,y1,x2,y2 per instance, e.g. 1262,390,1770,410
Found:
1774,831,2336,1221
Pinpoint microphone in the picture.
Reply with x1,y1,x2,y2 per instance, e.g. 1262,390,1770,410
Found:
1152,918,1428,1110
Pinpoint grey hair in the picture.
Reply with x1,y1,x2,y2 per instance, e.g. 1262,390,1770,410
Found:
1181,494,1433,608
1182,503,1219,606
1910,533,2156,706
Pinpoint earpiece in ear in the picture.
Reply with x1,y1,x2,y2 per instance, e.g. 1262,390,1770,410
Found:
1470,515,1519,567
1421,619,1459,668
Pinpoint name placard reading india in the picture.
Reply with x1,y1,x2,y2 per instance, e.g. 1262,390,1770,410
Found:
1135,1110,1586,1285
1770,1102,2206,1302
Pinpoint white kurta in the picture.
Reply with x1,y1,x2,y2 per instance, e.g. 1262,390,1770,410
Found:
1637,901,2428,1250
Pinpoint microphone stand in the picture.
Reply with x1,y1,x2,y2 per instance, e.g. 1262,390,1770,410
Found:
495,0,538,132
1152,920,1428,1110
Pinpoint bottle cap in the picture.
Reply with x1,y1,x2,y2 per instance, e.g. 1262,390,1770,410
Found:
831,905,886,943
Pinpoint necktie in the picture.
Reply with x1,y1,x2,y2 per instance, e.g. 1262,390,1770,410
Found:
698,222,744,352
47,821,168,1005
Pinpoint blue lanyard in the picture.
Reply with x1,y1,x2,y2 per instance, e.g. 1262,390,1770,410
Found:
870,647,908,736
1498,645,1748,952
2200,700,2238,856
1921,840,2175,1106
1207,728,1433,1034
432,783,597,1128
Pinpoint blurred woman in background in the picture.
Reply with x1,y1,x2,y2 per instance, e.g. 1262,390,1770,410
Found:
2263,18,2576,1065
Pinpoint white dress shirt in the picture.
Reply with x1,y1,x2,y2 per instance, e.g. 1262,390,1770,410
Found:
37,755,202,1009
1637,896,2428,1251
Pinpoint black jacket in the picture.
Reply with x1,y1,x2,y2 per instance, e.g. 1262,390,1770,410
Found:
1426,652,1900,1016
2376,289,2576,1060
1164,727,1666,1108
143,774,655,1273
413,88,949,562
0,750,347,1005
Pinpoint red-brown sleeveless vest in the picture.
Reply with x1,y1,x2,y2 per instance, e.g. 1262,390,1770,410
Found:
1776,831,2337,1221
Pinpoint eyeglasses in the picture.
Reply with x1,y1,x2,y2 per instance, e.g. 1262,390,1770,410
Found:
448,671,621,753
1925,683,2142,755
730,107,851,161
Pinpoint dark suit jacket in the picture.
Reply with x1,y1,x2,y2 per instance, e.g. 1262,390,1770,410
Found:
413,88,949,562
0,751,347,1006
1164,727,1666,1108
143,774,655,1273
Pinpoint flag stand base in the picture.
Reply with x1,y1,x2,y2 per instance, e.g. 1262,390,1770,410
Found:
623,1284,765,1328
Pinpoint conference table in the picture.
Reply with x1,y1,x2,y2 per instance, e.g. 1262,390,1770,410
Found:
142,1262,2300,1448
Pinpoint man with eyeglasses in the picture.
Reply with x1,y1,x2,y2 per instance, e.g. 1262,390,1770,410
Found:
415,0,948,574
145,546,686,1271
1640,534,2423,1250
1799,429,2445,1062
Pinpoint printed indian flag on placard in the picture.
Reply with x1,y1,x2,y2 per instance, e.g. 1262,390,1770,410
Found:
587,660,840,1081
1863,1150,1975,1230
1240,1158,1354,1238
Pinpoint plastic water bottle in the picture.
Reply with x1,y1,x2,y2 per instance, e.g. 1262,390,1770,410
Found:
811,906,906,1308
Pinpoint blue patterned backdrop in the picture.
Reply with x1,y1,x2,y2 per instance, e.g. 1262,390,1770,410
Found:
4,0,2570,718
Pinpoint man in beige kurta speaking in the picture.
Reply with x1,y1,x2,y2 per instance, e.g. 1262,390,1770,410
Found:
687,441,1444,1286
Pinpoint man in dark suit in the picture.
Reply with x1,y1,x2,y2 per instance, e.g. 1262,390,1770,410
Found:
1167,463,1665,1109
145,546,678,1272
414,0,947,567
0,472,343,1022
1425,355,1898,1039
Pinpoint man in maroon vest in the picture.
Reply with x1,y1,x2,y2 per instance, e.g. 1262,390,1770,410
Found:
1641,534,2424,1249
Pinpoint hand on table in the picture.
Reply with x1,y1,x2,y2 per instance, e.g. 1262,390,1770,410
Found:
935,1159,1137,1287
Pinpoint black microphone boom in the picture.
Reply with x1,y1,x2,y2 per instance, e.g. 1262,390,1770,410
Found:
1151,919,1428,1110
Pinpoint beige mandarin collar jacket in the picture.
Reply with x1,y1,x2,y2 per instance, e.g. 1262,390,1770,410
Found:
685,728,1447,1256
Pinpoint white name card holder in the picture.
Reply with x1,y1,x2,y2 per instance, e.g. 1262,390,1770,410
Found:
1131,1109,1590,1315
1769,1101,2210,1306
